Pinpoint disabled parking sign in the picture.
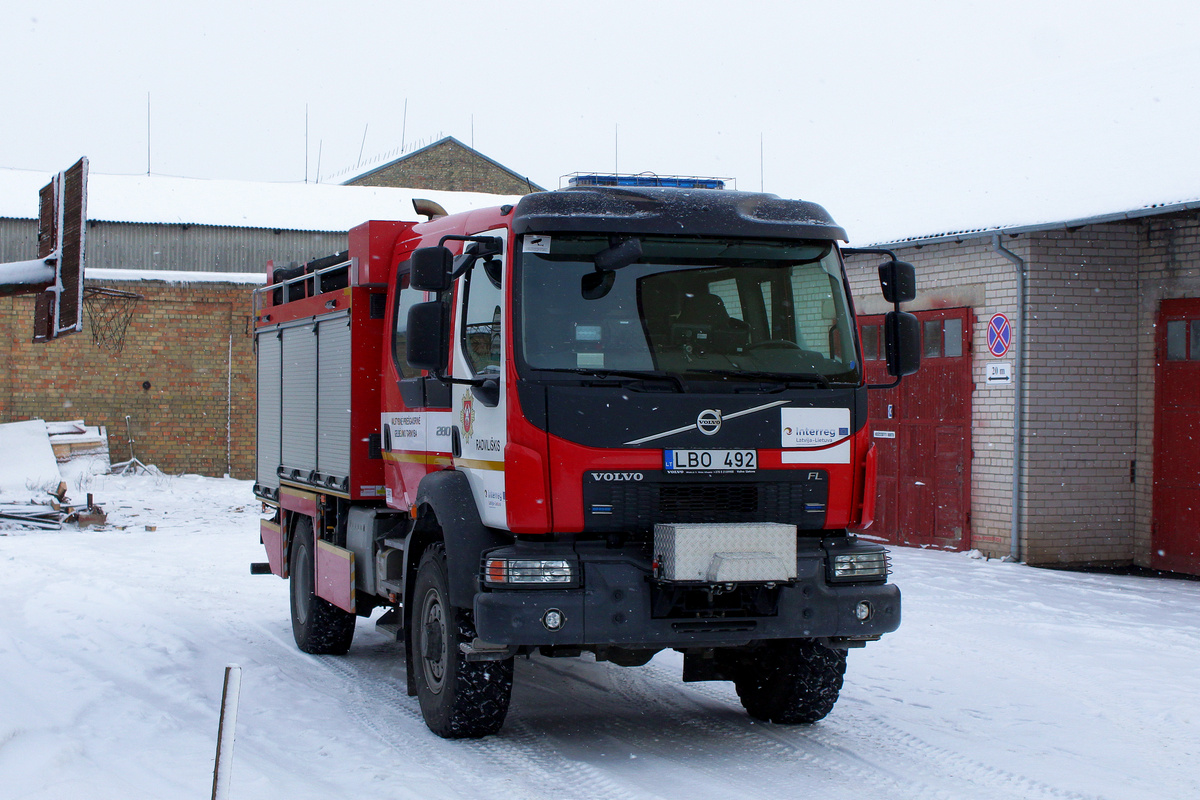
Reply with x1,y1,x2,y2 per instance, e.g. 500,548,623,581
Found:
987,313,1012,357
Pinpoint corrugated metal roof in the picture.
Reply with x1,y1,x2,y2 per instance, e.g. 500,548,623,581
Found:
868,197,1200,248
0,168,522,232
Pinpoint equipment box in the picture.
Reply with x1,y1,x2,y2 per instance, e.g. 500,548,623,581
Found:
653,522,797,583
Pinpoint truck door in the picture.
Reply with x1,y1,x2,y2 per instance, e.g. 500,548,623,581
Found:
452,230,509,529
383,267,453,510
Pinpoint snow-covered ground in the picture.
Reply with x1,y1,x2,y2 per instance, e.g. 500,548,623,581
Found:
2,473,1197,800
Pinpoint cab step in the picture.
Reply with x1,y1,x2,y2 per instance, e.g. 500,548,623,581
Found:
375,608,403,640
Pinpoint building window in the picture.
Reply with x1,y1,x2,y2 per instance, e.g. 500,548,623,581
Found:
861,324,881,360
943,318,963,358
923,319,943,358
1166,319,1187,361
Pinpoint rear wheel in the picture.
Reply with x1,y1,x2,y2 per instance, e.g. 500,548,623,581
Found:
732,639,846,724
412,543,513,738
289,517,355,655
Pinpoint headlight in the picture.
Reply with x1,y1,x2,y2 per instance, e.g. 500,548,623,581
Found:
483,557,575,586
829,551,890,582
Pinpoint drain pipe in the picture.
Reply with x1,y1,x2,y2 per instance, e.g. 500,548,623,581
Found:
992,235,1027,562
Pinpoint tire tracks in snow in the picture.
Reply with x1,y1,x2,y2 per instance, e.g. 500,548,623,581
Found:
622,655,1114,800
233,616,643,800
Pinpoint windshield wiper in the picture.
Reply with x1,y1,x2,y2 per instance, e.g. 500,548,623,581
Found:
540,368,687,392
694,369,833,390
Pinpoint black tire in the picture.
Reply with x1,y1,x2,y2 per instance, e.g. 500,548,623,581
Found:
733,640,847,724
411,543,513,738
289,517,355,655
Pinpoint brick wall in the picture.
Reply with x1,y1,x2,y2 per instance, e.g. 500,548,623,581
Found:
848,239,1021,559
0,275,260,478
1022,225,1140,565
847,215,1200,569
1134,215,1200,566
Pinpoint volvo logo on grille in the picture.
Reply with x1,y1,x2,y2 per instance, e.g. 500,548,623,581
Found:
697,409,723,436
591,472,644,481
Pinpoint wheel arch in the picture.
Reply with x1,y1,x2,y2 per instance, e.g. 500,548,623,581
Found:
402,469,507,696
411,469,507,608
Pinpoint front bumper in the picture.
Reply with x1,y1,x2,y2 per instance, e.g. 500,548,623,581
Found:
474,543,900,648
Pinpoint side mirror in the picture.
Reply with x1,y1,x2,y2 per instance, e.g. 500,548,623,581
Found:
884,310,921,377
879,260,916,304
406,300,449,372
411,247,453,292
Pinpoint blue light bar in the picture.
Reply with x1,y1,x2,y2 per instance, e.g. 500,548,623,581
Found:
566,173,727,190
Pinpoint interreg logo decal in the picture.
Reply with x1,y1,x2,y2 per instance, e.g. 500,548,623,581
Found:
780,407,852,448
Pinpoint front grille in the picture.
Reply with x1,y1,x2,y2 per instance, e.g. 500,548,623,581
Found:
659,484,759,516
583,471,828,534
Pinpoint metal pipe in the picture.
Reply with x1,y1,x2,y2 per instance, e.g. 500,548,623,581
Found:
0,257,55,288
992,235,1026,562
211,664,243,800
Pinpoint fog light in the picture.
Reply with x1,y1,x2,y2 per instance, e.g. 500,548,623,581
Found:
854,601,873,621
542,608,566,631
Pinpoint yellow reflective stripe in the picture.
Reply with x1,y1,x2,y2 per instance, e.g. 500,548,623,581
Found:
454,458,505,471
383,451,453,467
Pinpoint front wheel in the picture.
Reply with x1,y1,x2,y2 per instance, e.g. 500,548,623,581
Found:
732,640,846,724
411,544,513,738
289,517,355,655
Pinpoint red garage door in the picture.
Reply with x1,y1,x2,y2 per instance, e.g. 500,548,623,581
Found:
1153,299,1200,575
859,308,973,550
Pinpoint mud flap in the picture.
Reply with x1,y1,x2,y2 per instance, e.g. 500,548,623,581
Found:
316,539,356,613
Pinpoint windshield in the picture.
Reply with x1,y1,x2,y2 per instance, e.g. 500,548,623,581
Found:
517,234,860,383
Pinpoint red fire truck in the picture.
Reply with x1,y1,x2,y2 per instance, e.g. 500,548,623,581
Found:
252,175,920,738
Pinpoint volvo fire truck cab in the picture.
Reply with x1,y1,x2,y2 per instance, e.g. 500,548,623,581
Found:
253,176,921,739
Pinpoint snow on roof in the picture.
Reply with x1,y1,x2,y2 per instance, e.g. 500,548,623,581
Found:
88,268,265,285
861,192,1200,248
0,168,522,232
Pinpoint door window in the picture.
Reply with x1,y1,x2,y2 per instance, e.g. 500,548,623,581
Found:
461,256,503,376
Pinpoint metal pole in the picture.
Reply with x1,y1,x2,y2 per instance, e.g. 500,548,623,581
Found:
992,235,1026,562
211,665,242,800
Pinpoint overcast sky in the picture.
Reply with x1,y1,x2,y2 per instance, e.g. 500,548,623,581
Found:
4,0,1200,243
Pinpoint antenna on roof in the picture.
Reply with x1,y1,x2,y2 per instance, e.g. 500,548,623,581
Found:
146,93,152,176
614,124,619,174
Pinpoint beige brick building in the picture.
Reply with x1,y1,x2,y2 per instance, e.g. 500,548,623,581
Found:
845,203,1200,575
345,137,545,194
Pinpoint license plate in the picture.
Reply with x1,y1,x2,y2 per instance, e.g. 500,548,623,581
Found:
664,449,757,473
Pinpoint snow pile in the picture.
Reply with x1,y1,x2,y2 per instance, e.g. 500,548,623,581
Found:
0,420,63,501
